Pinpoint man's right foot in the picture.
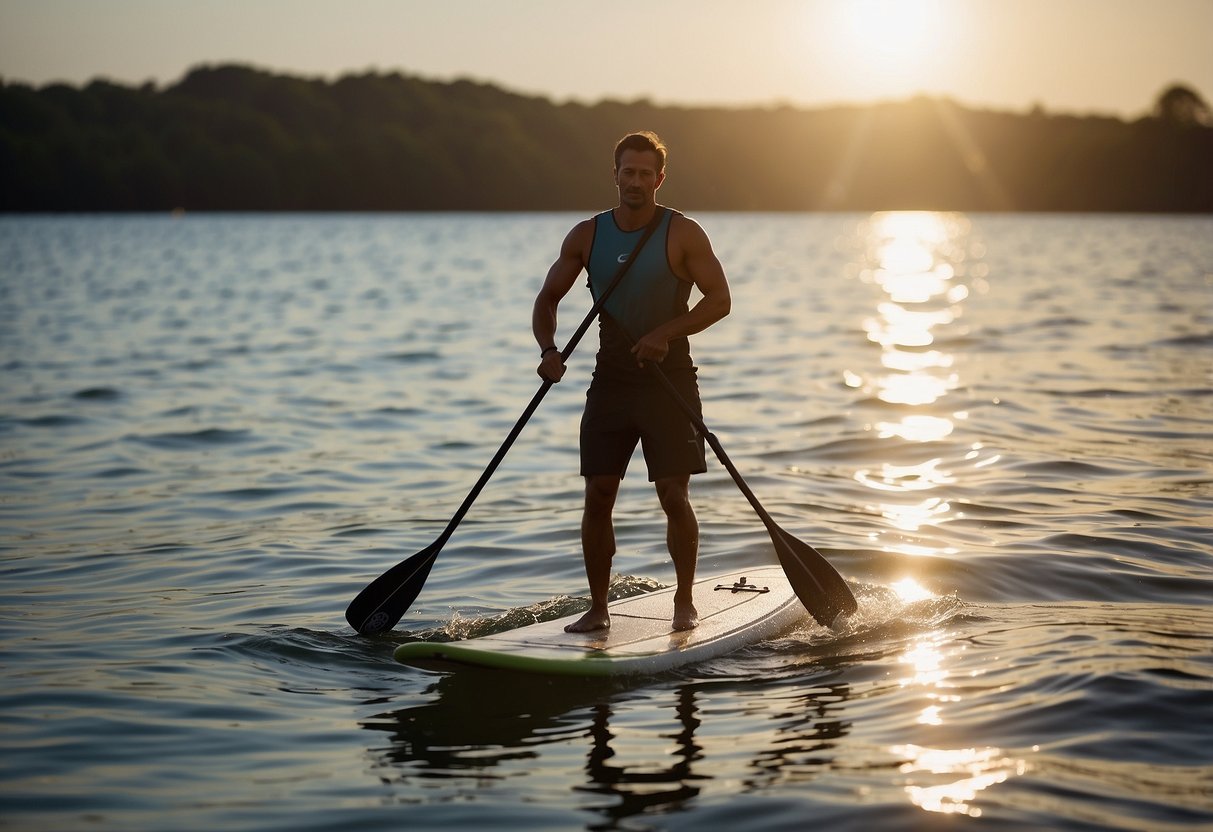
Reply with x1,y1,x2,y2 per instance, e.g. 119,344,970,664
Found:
563,608,611,633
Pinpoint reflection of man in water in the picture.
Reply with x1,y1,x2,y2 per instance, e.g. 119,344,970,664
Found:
531,131,732,633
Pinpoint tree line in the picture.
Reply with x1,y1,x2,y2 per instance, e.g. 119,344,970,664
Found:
2,64,1210,212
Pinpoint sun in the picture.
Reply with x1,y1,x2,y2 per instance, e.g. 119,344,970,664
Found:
832,0,946,87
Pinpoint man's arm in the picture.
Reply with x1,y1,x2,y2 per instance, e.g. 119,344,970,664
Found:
532,220,592,382
631,215,731,363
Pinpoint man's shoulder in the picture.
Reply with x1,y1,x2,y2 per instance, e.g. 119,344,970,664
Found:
667,211,710,245
561,216,597,260
569,216,598,240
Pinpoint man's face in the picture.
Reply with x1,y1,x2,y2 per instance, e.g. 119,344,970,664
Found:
614,149,665,209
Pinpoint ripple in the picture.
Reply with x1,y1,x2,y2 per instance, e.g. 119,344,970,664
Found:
127,428,253,449
1154,331,1213,348
381,350,441,363
72,387,125,401
16,413,90,428
88,466,152,479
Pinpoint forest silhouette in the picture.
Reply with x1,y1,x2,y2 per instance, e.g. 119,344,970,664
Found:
2,64,1210,212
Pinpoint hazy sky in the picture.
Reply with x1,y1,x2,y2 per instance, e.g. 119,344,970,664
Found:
2,0,1211,117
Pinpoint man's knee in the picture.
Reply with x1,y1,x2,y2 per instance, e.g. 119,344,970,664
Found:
584,475,621,515
654,476,692,517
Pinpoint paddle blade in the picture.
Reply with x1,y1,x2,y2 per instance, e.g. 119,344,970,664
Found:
345,546,439,635
770,526,858,627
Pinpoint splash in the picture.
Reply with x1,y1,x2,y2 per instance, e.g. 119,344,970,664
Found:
432,574,668,641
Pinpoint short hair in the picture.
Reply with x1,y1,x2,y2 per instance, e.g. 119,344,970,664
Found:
614,131,667,172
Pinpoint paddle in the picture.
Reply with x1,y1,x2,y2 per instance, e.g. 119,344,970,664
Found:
628,331,858,627
346,209,667,635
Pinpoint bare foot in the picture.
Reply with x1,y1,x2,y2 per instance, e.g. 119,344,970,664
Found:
672,601,699,632
564,607,610,633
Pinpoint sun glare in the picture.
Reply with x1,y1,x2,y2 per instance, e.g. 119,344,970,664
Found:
845,0,936,57
829,0,946,92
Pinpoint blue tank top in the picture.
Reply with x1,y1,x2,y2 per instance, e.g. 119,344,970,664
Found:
587,207,693,377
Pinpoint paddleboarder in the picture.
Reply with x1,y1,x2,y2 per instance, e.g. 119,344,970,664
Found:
347,133,850,639
533,131,732,633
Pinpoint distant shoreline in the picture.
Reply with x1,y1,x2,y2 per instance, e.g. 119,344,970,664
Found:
3,65,1210,213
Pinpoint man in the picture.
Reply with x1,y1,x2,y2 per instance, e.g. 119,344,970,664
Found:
532,131,731,633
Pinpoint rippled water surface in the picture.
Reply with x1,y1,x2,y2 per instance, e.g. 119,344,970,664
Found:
2,212,1211,830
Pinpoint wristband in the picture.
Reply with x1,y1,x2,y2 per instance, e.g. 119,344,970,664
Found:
540,346,558,358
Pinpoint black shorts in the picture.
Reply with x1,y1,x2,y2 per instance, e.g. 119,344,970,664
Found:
580,369,707,482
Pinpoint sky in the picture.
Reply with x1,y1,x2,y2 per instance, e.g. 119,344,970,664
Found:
2,0,1211,118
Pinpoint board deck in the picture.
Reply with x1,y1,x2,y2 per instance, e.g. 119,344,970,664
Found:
394,566,806,676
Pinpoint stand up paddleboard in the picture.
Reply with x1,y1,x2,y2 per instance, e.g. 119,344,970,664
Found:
394,566,807,676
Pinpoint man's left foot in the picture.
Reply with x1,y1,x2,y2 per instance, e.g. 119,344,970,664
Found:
672,601,699,631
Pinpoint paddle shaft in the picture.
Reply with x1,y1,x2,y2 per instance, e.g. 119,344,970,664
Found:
428,208,666,550
646,364,800,557
346,209,666,633
608,313,790,543
607,310,852,616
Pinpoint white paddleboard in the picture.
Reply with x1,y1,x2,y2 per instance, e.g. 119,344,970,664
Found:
394,566,806,676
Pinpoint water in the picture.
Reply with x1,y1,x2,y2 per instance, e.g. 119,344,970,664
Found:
2,212,1211,831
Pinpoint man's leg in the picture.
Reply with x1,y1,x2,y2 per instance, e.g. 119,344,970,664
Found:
655,474,699,630
564,474,621,633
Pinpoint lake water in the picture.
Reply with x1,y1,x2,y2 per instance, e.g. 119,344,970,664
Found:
2,212,1211,831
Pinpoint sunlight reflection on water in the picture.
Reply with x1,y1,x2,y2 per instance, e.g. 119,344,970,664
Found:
895,744,1028,818
848,215,1040,820
859,211,971,415
846,211,995,564
884,572,1027,819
